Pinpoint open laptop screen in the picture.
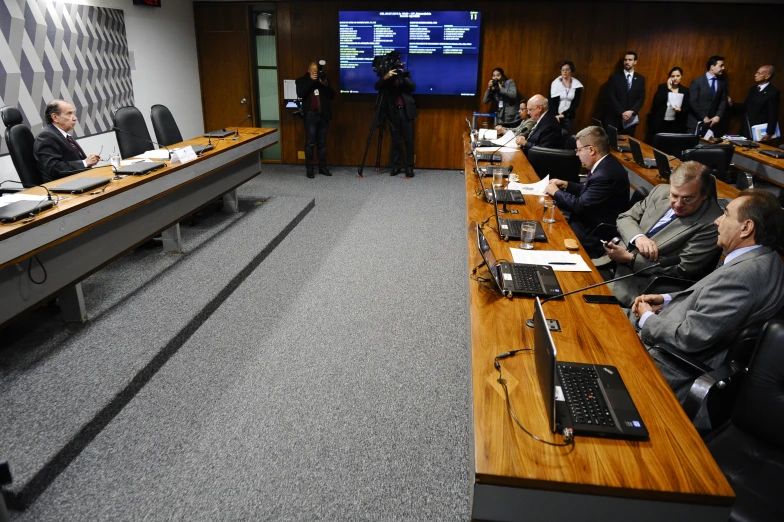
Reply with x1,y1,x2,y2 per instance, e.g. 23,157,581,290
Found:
533,297,558,433
476,224,502,289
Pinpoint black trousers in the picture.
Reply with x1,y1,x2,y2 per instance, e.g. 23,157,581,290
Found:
304,111,329,169
388,107,414,169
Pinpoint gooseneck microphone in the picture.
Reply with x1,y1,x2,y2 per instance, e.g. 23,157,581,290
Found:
112,126,171,159
525,255,681,328
233,114,252,141
477,134,517,165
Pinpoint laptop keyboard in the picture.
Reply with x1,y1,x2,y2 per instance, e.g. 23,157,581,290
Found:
511,264,544,293
494,189,522,203
557,365,615,428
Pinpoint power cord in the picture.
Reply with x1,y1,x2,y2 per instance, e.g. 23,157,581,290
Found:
494,352,575,448
27,254,47,284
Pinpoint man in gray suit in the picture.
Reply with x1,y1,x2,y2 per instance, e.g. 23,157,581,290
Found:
603,161,722,306
632,189,784,407
687,55,729,135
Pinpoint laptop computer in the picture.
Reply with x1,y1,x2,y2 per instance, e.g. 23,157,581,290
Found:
760,149,784,159
113,162,166,176
0,199,56,223
475,151,502,162
592,118,603,129
476,224,563,298
607,125,630,151
477,168,524,204
629,138,657,168
50,177,111,194
532,297,649,440
466,118,494,148
204,129,235,138
491,187,547,241
652,149,672,181
191,144,214,156
478,165,512,177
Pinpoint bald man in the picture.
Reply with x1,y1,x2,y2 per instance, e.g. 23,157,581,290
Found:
739,65,780,141
514,94,562,155
34,100,100,182
296,61,335,178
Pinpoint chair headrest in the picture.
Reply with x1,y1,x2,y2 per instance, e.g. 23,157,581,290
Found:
1,106,23,127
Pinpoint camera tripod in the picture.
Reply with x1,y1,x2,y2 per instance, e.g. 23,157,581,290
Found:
357,89,396,177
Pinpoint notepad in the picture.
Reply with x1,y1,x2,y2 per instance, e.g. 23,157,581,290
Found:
509,249,591,272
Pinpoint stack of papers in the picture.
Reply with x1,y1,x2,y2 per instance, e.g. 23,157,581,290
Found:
509,249,591,272
475,130,518,152
507,175,550,196
135,149,171,160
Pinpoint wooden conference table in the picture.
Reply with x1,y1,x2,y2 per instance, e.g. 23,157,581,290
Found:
0,128,278,327
464,136,734,521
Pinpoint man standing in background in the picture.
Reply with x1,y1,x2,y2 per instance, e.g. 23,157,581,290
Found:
607,51,646,137
296,61,335,178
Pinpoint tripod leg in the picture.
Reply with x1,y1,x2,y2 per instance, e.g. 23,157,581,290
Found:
375,114,386,171
358,90,386,176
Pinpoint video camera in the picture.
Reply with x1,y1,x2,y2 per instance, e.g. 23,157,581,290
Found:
372,51,409,78
317,59,327,80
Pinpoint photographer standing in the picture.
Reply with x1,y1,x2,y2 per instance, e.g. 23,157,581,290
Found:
296,61,335,178
483,68,520,129
374,59,417,178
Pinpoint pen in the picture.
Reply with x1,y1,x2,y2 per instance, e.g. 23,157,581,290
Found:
548,262,576,265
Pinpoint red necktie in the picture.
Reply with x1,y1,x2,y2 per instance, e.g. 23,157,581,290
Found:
66,134,86,159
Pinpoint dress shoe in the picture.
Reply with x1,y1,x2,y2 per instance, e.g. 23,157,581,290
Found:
306,169,315,179
405,169,415,178
390,167,401,176
319,167,332,176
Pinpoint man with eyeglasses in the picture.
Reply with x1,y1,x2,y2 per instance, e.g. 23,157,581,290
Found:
34,100,101,182
495,100,535,139
544,125,629,258
514,94,561,155
602,161,723,307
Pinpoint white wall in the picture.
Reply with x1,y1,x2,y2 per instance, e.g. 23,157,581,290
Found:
1,0,203,184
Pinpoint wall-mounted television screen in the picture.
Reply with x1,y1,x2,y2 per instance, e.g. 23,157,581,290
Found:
338,11,481,96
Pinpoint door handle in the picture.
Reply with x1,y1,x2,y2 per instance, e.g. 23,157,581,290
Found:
240,98,247,104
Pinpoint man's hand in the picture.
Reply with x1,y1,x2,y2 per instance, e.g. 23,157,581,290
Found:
310,71,318,81
555,114,564,121
762,133,770,141
710,116,721,126
495,125,506,134
673,105,681,112
85,154,100,167
622,110,633,122
631,294,664,318
633,235,660,261
544,181,560,196
515,136,527,147
604,241,634,264
384,70,397,81
703,116,711,124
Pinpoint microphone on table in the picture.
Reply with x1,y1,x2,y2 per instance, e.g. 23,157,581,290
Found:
524,255,681,328
112,127,171,159
475,134,516,165
233,114,252,141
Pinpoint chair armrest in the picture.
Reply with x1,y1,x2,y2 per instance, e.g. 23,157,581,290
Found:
641,275,696,296
650,343,713,376
586,222,618,240
683,363,747,421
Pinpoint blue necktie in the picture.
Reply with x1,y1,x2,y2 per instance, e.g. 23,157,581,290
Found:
646,212,677,238
710,77,717,98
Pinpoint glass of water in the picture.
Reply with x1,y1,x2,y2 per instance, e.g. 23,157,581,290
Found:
745,173,755,189
492,168,504,189
110,152,121,170
519,223,536,250
543,200,557,223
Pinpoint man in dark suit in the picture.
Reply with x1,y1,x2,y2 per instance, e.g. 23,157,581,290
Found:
375,60,417,178
33,100,100,183
602,161,722,306
545,126,630,258
606,51,646,137
738,65,780,141
687,55,729,135
296,61,336,178
633,189,784,415
515,94,561,155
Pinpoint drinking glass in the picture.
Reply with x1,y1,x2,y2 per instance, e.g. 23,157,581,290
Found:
543,200,557,223
492,169,504,189
519,223,536,250
745,173,755,189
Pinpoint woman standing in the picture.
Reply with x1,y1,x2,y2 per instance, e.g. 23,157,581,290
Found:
649,67,690,137
549,61,583,134
483,68,521,129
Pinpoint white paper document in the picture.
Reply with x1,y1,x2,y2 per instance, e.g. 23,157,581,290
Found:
120,159,152,167
622,114,639,129
0,193,49,209
509,249,592,272
667,92,684,109
135,149,171,160
478,129,497,140
507,175,550,196
283,79,297,100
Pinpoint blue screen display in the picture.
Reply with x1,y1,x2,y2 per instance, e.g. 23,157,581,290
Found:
339,11,481,96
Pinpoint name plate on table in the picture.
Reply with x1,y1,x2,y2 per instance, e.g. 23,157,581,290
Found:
170,146,198,166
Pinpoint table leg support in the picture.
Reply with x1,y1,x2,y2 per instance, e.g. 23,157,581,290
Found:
161,224,182,254
59,283,87,323
222,189,239,213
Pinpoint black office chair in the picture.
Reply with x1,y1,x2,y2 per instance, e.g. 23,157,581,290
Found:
113,106,153,159
652,133,700,159
527,146,581,183
682,146,734,183
150,104,183,146
704,319,784,522
563,134,577,152
1,106,43,187
629,185,649,208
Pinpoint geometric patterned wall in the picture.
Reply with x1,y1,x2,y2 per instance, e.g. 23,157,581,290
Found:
0,0,133,155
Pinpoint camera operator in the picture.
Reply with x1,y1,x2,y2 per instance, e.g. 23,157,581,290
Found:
483,68,521,129
374,55,417,178
296,61,335,178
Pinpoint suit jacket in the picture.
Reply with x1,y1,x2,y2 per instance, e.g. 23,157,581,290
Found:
522,111,561,154
641,246,784,402
552,153,630,258
374,74,417,120
648,84,690,136
739,83,780,138
608,184,722,306
687,74,728,133
295,73,336,120
33,124,89,183
606,71,646,130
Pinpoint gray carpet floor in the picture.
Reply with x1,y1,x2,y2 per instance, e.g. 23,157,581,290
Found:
3,165,471,521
